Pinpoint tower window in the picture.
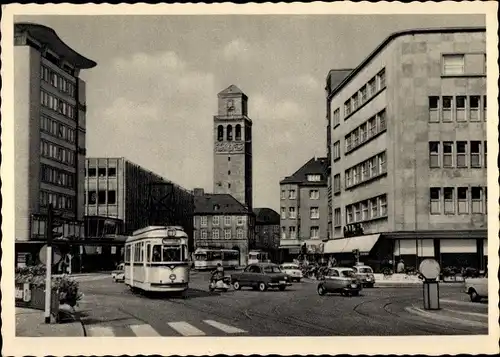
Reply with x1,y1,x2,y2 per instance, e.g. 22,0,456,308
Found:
228,183,231,189
235,124,242,141
228,170,231,175
228,157,231,162
217,125,224,141
227,125,233,141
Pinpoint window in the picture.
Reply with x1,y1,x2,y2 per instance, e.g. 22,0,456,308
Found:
344,99,351,116
212,215,220,226
368,77,376,96
212,229,220,240
307,175,321,182
352,129,359,147
443,187,455,214
310,226,319,239
443,142,453,168
442,96,453,122
360,86,367,104
484,141,487,168
201,230,208,239
345,135,352,152
430,188,441,214
281,208,286,220
429,96,440,122
224,216,231,225
443,54,465,75
281,226,286,239
483,95,487,121
359,123,367,143
333,141,341,160
309,189,320,200
98,190,106,204
334,208,341,227
469,95,480,122
456,96,466,122
108,167,116,176
237,216,244,225
470,141,481,168
333,108,340,127
88,168,96,177
224,229,231,239
354,203,361,222
458,187,468,214
429,142,440,168
288,207,296,219
235,125,242,141
289,189,297,199
471,187,483,214
281,190,286,200
368,117,376,136
87,191,96,205
201,216,208,227
361,202,369,220
217,125,224,141
379,196,388,217
310,207,319,219
352,93,359,111
377,69,386,89
456,141,467,168
108,190,116,204
289,226,296,239
379,152,387,174
345,170,352,187
378,110,387,131
226,125,233,141
333,174,341,193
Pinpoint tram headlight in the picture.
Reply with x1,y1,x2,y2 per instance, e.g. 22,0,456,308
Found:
169,274,176,280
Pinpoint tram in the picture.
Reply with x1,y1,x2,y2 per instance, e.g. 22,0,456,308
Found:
193,248,240,270
124,226,190,293
248,250,270,264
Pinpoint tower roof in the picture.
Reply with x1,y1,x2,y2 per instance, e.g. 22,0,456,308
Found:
218,84,247,98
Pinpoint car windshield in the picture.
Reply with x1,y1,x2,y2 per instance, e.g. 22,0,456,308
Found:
264,266,281,273
282,265,298,270
358,267,373,273
341,270,355,277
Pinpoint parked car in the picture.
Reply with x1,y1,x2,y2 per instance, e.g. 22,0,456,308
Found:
352,264,376,288
317,267,362,297
280,263,303,282
464,272,488,302
111,263,125,283
231,263,292,291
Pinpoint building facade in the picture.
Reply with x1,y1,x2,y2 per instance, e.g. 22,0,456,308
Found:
213,85,253,211
193,188,254,266
325,27,488,271
279,157,329,259
84,157,194,248
253,208,281,261
14,22,96,265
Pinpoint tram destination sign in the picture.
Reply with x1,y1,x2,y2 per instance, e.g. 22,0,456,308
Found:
162,238,178,245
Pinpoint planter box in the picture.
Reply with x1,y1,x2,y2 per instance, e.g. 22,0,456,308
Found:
15,283,59,318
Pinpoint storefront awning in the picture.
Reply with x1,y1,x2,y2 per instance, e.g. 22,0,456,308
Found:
323,234,381,254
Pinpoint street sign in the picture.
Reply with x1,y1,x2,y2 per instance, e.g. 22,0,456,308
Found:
419,259,441,280
39,245,62,266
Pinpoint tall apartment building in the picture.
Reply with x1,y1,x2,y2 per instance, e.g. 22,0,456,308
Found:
84,157,194,248
14,23,96,265
325,27,488,271
192,188,254,266
279,157,329,260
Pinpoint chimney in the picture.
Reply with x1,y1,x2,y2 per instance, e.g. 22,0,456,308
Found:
193,188,205,197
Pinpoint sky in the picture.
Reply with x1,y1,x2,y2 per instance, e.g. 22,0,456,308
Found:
19,14,485,212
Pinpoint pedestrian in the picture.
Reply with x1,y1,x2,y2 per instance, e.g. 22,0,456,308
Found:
397,259,405,273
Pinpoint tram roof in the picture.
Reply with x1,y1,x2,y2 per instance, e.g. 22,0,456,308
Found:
127,226,187,242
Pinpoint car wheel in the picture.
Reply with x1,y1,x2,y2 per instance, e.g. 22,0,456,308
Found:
258,282,268,292
233,281,241,290
317,284,326,296
279,285,286,291
469,289,481,302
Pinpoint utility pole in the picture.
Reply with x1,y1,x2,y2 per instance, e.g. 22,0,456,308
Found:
44,204,63,323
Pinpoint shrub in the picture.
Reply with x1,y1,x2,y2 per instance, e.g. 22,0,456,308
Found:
15,264,83,307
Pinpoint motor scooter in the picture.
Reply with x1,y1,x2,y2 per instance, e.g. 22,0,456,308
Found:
208,276,231,292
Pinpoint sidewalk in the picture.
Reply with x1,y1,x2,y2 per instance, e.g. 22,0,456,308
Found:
16,307,85,337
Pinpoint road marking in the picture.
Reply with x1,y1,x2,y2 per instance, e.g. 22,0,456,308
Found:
405,306,487,328
168,321,206,336
129,324,161,336
86,325,116,337
203,320,246,334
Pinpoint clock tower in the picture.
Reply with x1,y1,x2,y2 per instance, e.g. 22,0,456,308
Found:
213,85,253,210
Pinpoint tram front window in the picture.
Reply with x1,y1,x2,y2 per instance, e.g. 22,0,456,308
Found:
152,245,162,262
163,245,181,262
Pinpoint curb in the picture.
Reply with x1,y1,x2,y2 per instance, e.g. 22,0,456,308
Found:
404,305,488,328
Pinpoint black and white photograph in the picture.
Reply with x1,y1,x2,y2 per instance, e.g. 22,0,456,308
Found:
1,2,499,356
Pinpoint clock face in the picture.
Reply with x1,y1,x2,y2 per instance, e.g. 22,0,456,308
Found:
226,99,234,111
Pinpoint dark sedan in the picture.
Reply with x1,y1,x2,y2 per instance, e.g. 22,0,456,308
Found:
231,263,292,291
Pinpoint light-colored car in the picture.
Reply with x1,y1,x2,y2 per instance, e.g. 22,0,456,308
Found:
317,267,362,297
352,264,376,288
280,263,303,282
464,272,488,302
111,263,125,282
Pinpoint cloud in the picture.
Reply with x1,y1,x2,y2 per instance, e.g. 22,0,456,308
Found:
223,39,252,61
86,51,217,191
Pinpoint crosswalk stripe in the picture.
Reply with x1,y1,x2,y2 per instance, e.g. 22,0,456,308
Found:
129,324,161,336
86,326,115,337
203,320,246,334
168,321,206,336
